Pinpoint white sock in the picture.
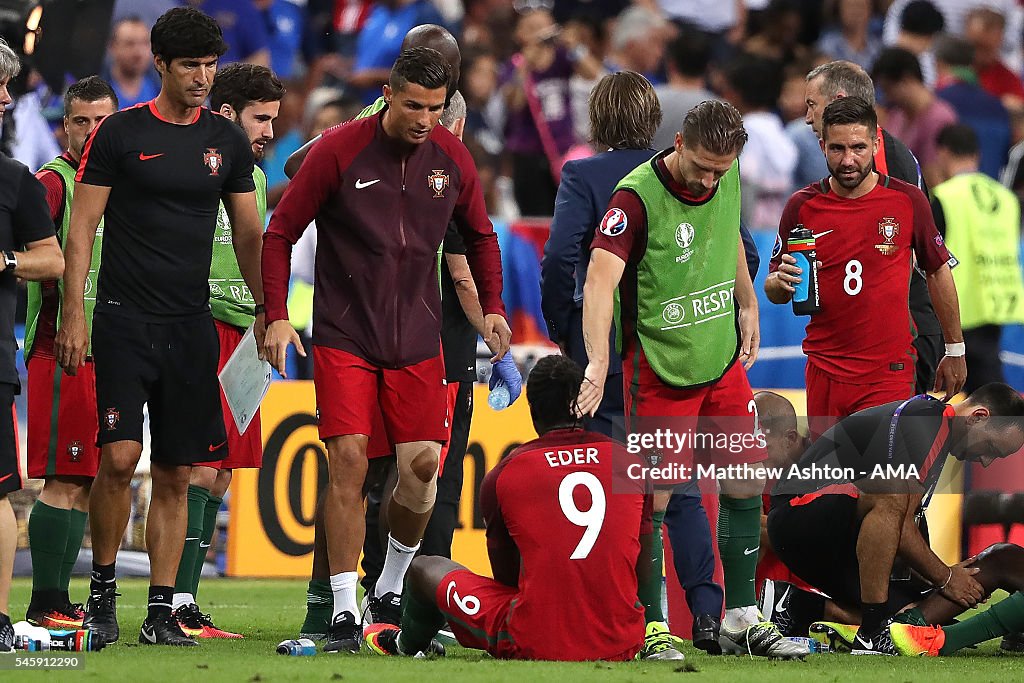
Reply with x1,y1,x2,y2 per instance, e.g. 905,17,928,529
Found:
330,571,359,621
724,604,761,630
374,534,420,598
172,593,195,611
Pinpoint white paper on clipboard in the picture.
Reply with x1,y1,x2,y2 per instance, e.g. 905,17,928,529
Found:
218,324,272,435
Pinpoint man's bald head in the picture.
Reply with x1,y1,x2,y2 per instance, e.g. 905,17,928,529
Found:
754,391,798,435
754,391,807,468
402,24,461,97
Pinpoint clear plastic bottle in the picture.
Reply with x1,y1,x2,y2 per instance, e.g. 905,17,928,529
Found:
488,380,511,410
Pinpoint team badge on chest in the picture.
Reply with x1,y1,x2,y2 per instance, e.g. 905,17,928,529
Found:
204,148,223,176
875,216,899,256
428,169,449,197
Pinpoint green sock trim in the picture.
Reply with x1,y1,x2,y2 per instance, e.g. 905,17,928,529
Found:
639,512,665,624
307,578,332,602
399,590,446,654
174,485,210,594
192,494,221,599
301,579,333,634
61,509,88,591
940,591,1024,654
718,494,762,610
29,500,71,592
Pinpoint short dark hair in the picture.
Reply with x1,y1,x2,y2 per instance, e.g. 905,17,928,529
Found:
210,63,286,114
933,33,974,68
821,96,877,137
389,47,451,93
151,7,227,64
723,54,784,111
666,27,711,79
588,71,662,150
936,123,979,156
63,76,118,116
527,355,584,434
681,100,748,156
900,0,945,36
872,47,924,84
967,382,1024,432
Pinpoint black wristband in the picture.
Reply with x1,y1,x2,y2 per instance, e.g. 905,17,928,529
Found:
254,303,266,315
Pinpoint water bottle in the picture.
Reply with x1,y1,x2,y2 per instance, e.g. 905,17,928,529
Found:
785,636,830,653
488,380,511,411
47,629,106,652
277,638,317,656
788,225,820,315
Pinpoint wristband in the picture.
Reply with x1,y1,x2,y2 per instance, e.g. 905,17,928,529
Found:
254,303,266,315
944,342,966,357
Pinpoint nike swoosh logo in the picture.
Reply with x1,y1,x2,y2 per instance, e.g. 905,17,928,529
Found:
139,153,164,161
743,546,760,555
776,586,791,612
209,441,226,452
857,637,873,649
199,542,211,548
0,473,12,484
355,179,380,189
812,230,834,240
141,626,156,643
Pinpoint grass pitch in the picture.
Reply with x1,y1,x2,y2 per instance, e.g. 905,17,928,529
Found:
7,578,1024,681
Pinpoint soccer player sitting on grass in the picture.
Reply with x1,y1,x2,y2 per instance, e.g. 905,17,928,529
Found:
364,354,649,661
765,383,1024,655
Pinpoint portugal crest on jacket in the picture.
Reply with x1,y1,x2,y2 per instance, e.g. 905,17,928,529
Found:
428,169,449,197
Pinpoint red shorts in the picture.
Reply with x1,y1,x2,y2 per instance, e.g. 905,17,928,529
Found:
206,320,263,470
26,354,100,478
805,360,915,438
313,346,448,446
622,349,766,472
436,568,519,659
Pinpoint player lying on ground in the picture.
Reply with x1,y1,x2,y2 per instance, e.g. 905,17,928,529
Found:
364,354,650,661
766,382,1024,655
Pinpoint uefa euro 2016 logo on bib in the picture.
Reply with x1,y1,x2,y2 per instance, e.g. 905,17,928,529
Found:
675,222,695,263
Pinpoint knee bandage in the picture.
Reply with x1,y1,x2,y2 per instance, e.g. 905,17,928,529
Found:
392,447,439,514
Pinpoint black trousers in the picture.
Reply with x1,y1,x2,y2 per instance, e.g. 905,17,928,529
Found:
964,325,1004,395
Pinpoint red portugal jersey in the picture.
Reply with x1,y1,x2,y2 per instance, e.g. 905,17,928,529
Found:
770,176,953,381
479,428,647,661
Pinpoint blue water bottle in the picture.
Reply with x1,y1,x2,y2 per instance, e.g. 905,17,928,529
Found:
277,638,317,656
788,225,820,315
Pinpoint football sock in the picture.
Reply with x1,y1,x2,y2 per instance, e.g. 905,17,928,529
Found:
397,588,446,655
718,494,761,610
28,500,69,594
787,585,827,636
302,579,333,634
940,591,1024,655
192,494,221,600
724,604,760,630
894,606,927,626
330,571,359,621
860,602,888,637
375,535,419,598
90,561,116,596
638,511,666,624
174,486,209,597
147,585,174,620
62,509,88,592
172,593,195,610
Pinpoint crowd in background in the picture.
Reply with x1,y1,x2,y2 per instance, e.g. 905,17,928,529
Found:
8,0,1024,230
